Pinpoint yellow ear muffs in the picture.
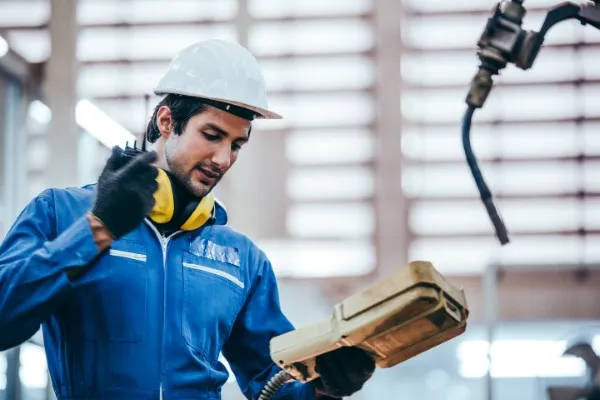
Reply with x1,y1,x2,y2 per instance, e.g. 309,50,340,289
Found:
150,168,176,224
180,193,215,231
149,168,216,231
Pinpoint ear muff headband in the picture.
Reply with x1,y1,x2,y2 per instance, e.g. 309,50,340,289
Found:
149,168,215,231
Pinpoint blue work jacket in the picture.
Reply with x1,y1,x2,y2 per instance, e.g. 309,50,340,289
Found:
0,185,316,400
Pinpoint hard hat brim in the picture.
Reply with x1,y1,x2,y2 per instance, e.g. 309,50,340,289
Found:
153,88,283,120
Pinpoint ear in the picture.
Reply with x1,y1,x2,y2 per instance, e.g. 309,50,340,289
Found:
156,106,173,139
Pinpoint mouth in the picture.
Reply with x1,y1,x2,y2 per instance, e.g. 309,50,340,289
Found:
196,167,220,185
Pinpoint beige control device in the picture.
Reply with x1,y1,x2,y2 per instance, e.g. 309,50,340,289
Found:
269,261,470,382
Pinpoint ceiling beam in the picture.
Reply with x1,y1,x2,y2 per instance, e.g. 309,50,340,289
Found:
406,193,600,202
79,49,375,66
404,5,561,17
403,79,600,90
1,12,373,31
404,42,600,53
464,267,600,324
298,267,600,325
411,230,600,239
403,116,600,126
90,87,374,102
406,155,600,164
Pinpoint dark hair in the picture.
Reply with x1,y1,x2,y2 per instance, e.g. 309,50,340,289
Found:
145,94,208,144
145,94,257,146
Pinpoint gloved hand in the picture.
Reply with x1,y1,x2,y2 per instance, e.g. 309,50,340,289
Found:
91,146,159,239
311,347,375,398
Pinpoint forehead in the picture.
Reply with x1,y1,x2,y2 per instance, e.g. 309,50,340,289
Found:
188,105,252,137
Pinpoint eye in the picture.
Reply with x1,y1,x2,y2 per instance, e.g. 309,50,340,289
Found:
232,142,243,151
203,132,220,141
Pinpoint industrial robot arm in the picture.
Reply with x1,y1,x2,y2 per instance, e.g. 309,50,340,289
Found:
463,0,600,245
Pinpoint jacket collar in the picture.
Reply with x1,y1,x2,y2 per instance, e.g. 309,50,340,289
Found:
212,198,228,226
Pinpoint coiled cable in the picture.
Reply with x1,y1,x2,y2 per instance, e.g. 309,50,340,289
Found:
258,370,296,400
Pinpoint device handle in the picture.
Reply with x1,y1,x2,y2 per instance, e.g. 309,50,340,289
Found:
285,358,319,382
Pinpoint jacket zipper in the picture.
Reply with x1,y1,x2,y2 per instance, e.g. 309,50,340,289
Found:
145,220,181,400
159,234,168,400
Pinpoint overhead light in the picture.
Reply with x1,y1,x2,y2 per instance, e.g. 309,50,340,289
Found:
459,355,586,379
457,339,591,379
28,99,137,149
0,36,8,58
28,100,52,125
75,99,137,149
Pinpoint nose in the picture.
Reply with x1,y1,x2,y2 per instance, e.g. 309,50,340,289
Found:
211,143,232,171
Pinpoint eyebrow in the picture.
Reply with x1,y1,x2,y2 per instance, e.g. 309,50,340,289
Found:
204,122,249,142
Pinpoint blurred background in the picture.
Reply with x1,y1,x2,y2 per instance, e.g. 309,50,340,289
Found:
1,0,600,399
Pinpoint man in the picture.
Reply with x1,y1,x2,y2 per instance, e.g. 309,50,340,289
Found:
0,39,375,399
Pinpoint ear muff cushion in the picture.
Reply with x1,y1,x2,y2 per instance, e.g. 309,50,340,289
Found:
150,168,175,224
180,192,215,231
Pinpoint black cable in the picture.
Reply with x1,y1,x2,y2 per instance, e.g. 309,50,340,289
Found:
462,105,510,245
258,370,295,400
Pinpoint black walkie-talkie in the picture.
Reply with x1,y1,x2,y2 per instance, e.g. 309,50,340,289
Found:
121,141,146,166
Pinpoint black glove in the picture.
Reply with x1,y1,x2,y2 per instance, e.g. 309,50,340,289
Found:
91,146,159,238
312,347,375,398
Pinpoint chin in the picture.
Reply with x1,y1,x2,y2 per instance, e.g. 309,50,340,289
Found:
188,181,213,198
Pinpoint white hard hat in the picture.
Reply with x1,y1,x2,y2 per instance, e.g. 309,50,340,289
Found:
154,39,281,119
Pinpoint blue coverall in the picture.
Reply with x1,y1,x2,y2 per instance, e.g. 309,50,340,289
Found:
0,185,316,400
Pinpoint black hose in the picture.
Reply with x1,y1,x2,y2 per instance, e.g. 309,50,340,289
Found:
258,370,296,400
462,105,510,245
